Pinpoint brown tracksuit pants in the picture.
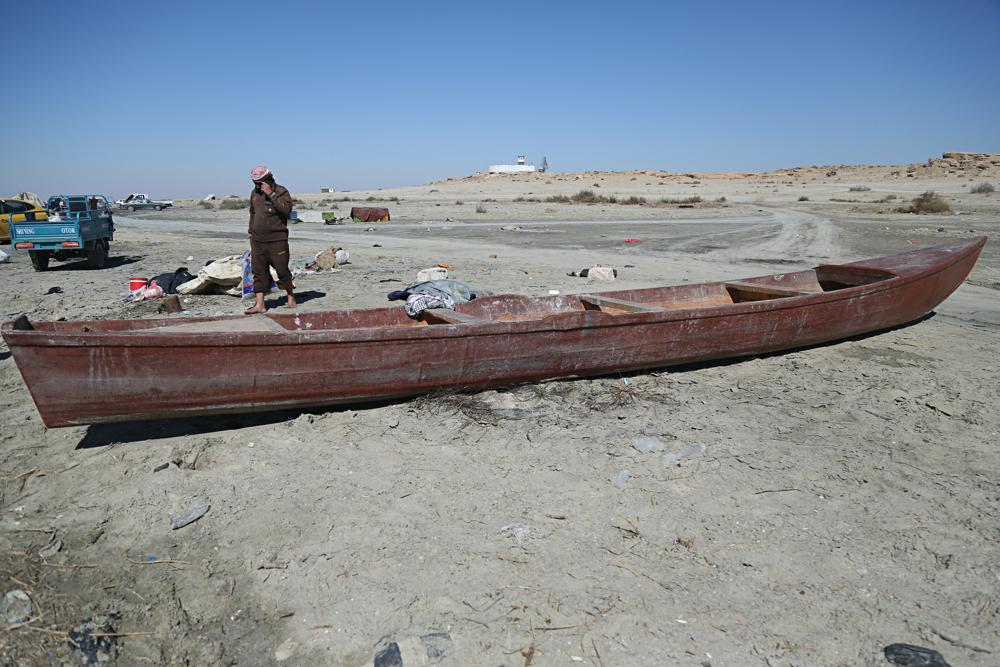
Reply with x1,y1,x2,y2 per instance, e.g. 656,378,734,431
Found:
250,239,294,293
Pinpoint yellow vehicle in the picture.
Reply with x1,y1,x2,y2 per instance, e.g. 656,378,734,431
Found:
1,199,48,243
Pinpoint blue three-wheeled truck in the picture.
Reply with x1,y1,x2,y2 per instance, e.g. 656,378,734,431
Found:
10,195,115,271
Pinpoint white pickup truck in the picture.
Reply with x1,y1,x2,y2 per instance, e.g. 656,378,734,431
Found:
115,193,173,211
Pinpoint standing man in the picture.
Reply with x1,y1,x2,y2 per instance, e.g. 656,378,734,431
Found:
245,165,296,314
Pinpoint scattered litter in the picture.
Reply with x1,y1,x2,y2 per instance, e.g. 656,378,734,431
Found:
304,247,349,272
417,266,448,282
612,469,630,489
366,227,376,232
587,266,616,281
2,589,32,624
153,458,181,472
662,442,701,464
499,523,548,545
68,614,120,666
884,643,951,667
0,249,10,263
136,283,164,301
157,295,182,314
186,255,194,261
274,637,298,662
548,289,560,295
45,286,63,295
170,503,210,530
631,436,662,454
624,238,641,244
372,243,382,247
568,267,618,279
369,632,451,666
39,536,63,559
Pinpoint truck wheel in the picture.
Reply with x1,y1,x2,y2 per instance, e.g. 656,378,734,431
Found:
86,240,107,269
130,206,136,212
29,250,50,271
156,205,163,211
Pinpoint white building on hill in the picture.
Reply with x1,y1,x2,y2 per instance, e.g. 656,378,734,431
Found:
489,155,536,174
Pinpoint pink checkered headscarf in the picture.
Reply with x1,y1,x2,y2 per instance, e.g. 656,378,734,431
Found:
250,166,272,181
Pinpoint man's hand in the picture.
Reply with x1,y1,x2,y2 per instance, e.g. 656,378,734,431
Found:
259,181,274,196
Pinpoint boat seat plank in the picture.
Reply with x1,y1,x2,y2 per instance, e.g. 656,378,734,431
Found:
579,295,666,312
421,309,484,325
724,281,815,298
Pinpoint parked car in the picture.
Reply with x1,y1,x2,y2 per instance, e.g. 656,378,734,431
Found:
115,193,173,211
1,198,49,243
11,195,114,270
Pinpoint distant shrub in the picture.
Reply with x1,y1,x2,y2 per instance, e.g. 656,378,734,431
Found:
544,194,571,203
219,198,250,210
658,196,702,204
874,194,897,203
971,182,995,194
365,195,377,201
572,189,602,203
475,204,487,213
455,200,464,205
621,195,647,205
848,186,871,192
798,196,809,201
197,200,214,209
900,191,950,214
716,196,727,203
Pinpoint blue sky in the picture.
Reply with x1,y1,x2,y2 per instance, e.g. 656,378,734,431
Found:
4,0,999,198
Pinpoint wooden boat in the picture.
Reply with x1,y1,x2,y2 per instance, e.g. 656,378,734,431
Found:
2,237,987,427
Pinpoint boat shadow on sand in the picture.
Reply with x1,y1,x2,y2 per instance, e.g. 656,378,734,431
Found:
75,313,934,449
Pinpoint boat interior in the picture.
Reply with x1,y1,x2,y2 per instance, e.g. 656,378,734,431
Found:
8,264,897,335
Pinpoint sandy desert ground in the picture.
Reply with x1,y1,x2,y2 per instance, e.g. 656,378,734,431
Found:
1,154,999,665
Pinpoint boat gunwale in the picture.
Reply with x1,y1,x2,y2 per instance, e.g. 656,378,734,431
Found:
1,237,986,349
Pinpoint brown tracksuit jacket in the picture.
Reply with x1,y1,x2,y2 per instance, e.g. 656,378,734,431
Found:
248,183,293,242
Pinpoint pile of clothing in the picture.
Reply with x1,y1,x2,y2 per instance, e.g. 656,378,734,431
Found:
387,279,491,318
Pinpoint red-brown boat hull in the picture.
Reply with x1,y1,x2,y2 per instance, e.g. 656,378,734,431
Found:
2,238,986,427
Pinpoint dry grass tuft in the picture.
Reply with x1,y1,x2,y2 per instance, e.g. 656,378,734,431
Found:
219,198,250,210
899,191,951,214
